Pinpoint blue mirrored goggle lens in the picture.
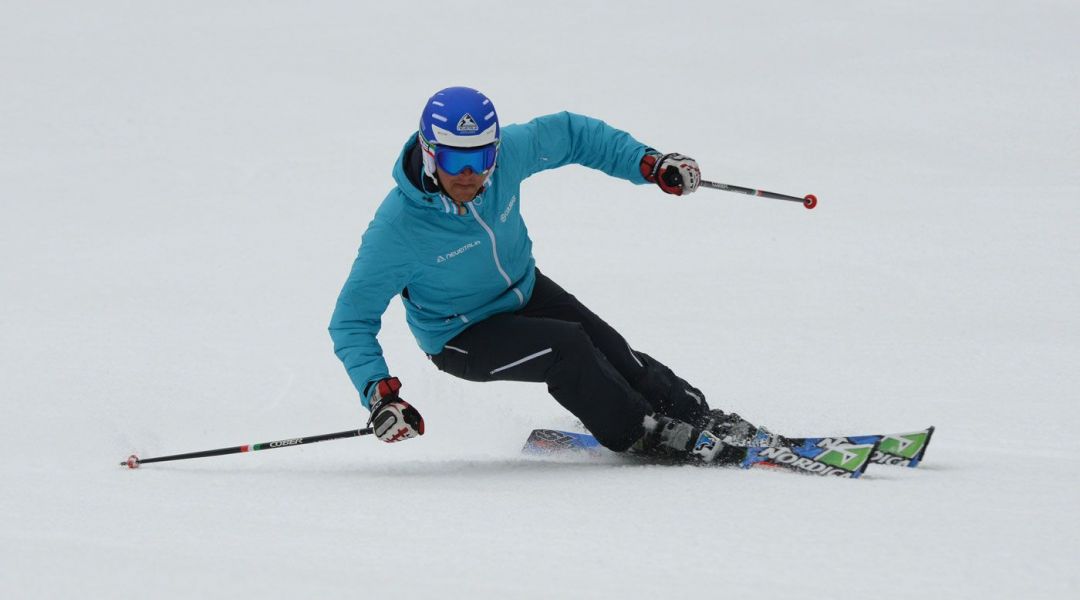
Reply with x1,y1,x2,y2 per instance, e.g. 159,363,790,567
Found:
435,144,497,175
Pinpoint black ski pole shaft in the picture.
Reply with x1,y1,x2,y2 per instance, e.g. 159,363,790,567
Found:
700,179,818,209
121,427,374,469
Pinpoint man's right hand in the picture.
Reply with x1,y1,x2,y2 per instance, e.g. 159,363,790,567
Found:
367,377,425,443
641,152,701,196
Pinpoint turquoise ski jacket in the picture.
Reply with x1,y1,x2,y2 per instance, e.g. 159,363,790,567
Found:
330,112,652,407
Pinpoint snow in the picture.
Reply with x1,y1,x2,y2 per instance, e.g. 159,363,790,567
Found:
2,0,1079,597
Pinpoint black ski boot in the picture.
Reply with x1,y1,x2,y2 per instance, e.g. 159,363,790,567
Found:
701,409,786,447
629,414,732,463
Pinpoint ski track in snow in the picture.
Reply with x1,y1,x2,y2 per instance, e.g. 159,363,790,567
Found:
2,1,1079,597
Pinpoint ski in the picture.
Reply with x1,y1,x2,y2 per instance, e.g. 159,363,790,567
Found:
776,427,935,468
738,435,879,478
522,429,603,455
524,425,934,474
525,426,934,468
522,429,880,479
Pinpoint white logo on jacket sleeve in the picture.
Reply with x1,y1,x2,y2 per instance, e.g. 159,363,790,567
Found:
500,195,517,223
436,240,483,263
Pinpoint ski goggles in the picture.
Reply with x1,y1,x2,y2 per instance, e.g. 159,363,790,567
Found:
434,143,498,175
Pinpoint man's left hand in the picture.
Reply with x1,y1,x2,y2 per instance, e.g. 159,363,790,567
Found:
367,377,425,443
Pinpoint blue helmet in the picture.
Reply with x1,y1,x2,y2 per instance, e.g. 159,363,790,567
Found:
418,86,500,179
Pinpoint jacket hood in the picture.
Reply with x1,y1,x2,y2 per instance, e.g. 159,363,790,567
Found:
392,135,442,205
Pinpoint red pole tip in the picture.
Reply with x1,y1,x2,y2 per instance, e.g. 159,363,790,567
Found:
126,455,140,469
803,194,817,210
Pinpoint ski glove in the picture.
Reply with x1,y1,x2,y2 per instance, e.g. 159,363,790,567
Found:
641,152,701,196
367,377,425,443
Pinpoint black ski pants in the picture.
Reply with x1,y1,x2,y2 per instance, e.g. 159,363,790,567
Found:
429,269,709,451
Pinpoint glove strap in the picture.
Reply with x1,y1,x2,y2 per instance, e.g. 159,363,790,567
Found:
641,152,684,192
640,152,662,183
368,377,401,405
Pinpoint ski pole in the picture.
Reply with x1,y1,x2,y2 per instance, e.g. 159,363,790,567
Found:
700,179,817,209
120,427,374,469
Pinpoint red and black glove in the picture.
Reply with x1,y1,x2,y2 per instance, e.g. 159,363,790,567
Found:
641,152,701,196
367,377,425,443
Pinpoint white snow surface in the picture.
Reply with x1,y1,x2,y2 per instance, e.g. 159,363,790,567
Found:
2,1,1079,597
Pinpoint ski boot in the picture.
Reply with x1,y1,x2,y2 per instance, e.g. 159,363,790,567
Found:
629,414,742,464
701,409,787,448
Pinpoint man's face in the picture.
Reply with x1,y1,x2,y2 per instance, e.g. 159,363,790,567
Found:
436,165,486,205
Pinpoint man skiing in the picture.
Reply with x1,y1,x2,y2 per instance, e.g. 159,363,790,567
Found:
330,86,750,462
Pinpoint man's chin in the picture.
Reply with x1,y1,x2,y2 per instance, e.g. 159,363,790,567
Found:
450,186,481,202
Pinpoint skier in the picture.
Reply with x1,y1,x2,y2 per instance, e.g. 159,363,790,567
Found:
329,86,751,462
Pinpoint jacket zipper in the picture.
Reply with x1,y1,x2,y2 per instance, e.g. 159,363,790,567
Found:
467,203,524,305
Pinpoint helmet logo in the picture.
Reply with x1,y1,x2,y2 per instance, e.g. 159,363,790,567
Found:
456,113,479,133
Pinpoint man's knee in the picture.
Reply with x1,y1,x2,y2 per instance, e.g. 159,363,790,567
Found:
548,322,595,360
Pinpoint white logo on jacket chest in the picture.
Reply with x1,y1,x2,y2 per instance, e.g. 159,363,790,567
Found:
437,240,483,263
500,195,517,223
